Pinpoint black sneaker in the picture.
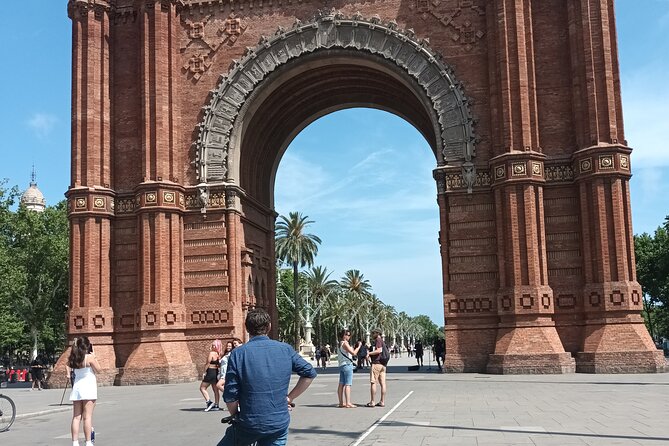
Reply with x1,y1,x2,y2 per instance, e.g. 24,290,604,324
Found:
204,400,214,412
210,404,220,411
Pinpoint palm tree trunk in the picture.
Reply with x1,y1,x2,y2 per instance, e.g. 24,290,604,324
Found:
293,261,300,351
32,329,38,361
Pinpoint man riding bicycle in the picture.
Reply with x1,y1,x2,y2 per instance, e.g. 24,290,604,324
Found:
217,308,317,446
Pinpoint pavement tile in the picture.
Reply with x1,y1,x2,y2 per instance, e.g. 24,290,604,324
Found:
2,355,668,445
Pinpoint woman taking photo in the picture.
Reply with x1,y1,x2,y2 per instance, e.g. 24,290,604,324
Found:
337,329,361,408
200,339,222,411
68,336,101,446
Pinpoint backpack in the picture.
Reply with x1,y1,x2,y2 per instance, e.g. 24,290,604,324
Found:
379,342,390,366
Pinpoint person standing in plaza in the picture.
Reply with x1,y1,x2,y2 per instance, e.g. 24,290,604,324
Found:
319,344,330,369
68,336,100,446
356,340,369,371
365,328,387,408
200,339,222,411
30,355,44,390
218,308,317,446
337,329,361,408
415,340,424,368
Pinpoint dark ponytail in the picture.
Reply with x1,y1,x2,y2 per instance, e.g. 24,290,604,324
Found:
68,336,92,369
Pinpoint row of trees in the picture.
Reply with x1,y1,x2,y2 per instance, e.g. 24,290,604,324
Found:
635,216,669,341
0,182,69,365
274,211,441,350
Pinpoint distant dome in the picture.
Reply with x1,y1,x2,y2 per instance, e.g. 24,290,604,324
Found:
20,168,46,212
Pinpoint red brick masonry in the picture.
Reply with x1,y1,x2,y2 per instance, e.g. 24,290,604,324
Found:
51,0,664,386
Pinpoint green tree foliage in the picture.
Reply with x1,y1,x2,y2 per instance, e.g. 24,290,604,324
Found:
635,219,669,340
275,212,322,350
0,181,68,362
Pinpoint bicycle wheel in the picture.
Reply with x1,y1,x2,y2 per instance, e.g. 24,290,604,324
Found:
0,394,16,432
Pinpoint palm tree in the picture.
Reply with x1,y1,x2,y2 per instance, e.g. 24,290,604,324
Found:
340,269,372,297
304,266,338,345
275,212,322,350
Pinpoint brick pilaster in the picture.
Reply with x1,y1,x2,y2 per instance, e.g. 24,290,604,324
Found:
573,149,665,372
487,0,574,373
488,155,575,373
225,189,247,341
114,1,196,384
139,0,182,183
568,0,664,372
53,0,118,387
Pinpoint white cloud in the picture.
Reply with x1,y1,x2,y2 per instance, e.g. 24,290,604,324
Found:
27,113,58,138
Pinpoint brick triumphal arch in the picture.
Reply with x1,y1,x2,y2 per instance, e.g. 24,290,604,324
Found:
57,0,664,384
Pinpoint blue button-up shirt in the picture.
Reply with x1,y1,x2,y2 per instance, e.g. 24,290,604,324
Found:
223,335,317,434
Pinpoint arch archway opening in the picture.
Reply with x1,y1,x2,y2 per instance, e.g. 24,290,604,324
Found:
273,107,444,345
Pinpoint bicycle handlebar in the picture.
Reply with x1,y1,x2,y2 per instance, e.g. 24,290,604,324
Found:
220,402,296,424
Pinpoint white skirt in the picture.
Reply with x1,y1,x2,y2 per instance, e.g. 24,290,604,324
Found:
69,367,98,401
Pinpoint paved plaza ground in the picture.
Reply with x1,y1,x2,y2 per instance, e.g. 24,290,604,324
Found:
2,354,668,445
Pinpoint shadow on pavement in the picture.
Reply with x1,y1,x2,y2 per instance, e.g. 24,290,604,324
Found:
289,426,359,438
381,421,669,442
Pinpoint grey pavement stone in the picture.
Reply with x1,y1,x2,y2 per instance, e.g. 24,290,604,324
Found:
1,355,668,445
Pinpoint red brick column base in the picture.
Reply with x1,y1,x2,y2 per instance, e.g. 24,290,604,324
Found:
576,316,667,373
114,338,197,385
487,352,576,374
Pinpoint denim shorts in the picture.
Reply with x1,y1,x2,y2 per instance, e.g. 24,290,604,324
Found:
339,363,353,386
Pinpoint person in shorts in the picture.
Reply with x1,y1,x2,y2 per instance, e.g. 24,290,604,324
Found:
337,329,361,407
200,339,222,411
365,328,386,407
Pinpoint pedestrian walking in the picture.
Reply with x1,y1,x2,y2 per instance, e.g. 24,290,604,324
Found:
67,336,100,446
434,338,445,371
200,339,222,411
216,341,234,395
217,308,317,446
315,345,322,366
337,329,361,408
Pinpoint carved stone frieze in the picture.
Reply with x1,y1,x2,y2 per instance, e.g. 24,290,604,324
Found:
409,0,486,51
545,165,574,183
195,10,476,183
436,167,490,193
116,197,138,214
181,13,248,81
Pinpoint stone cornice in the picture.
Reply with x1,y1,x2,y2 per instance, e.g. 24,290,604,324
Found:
66,186,116,217
572,144,632,181
113,183,246,215
490,151,547,187
67,0,112,20
68,0,185,22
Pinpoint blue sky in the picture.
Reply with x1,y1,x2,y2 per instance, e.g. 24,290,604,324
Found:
1,1,667,325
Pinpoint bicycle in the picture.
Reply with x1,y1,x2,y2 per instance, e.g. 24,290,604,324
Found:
219,402,295,445
0,393,16,432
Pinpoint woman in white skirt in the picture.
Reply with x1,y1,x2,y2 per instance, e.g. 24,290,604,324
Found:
67,336,101,446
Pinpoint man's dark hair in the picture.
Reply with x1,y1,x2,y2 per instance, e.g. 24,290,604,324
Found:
245,308,271,335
